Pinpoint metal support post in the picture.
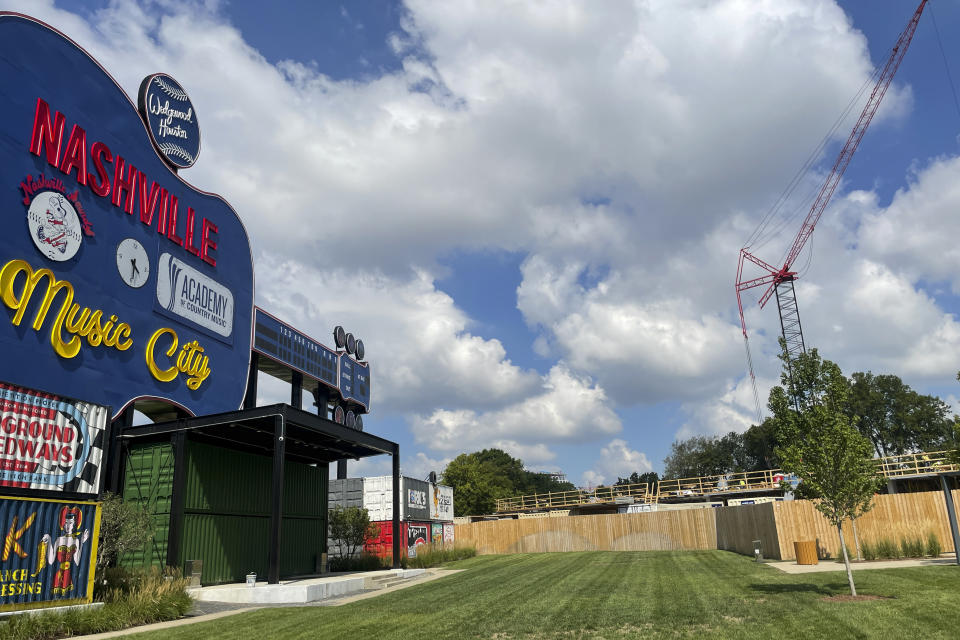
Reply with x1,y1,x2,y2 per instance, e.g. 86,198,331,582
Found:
392,444,401,568
940,474,960,565
166,430,187,568
106,407,134,495
290,371,302,409
243,352,259,409
269,415,285,584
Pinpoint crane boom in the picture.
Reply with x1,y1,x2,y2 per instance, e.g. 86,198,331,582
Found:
735,0,928,421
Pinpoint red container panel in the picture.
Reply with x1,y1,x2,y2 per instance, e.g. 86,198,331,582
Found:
365,520,407,558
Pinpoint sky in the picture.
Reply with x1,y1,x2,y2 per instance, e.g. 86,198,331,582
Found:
7,0,960,488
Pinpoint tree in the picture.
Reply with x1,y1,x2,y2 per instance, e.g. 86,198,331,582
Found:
524,472,576,494
769,344,882,596
442,449,576,515
96,492,153,578
614,471,660,487
663,433,747,478
442,454,507,516
328,506,379,559
742,418,781,470
848,372,956,457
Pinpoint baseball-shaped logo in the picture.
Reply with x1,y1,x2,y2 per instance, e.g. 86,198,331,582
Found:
26,191,83,261
138,73,201,169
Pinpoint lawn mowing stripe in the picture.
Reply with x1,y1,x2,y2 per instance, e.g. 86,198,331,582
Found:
119,551,960,640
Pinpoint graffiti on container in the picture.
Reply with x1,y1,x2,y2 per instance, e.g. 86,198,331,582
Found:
407,489,426,509
406,524,428,558
0,496,99,609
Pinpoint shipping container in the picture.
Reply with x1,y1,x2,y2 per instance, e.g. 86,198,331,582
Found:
429,483,454,521
406,521,430,557
431,522,444,544
121,442,174,569
360,475,447,522
403,478,431,522
122,439,328,585
442,522,454,544
328,478,363,509
364,520,406,559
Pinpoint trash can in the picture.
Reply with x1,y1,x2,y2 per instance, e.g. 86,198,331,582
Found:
794,540,818,565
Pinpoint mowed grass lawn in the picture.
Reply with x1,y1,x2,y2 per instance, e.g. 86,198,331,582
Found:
133,551,960,639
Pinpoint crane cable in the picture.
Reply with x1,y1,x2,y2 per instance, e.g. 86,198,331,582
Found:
744,69,878,253
930,4,960,124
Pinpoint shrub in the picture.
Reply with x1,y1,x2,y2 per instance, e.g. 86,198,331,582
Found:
328,553,391,572
925,531,943,558
328,506,379,560
0,567,190,640
94,493,153,596
407,544,477,569
861,539,877,561
876,537,900,559
901,536,924,558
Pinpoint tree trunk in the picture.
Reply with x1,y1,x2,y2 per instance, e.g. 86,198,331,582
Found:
837,524,857,596
851,518,862,561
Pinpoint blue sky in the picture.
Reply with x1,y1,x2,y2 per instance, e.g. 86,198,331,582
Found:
14,0,960,488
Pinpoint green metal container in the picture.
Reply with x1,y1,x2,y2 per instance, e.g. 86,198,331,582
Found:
122,439,328,585
121,442,174,569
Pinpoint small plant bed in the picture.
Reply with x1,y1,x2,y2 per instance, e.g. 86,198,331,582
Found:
858,529,942,561
0,568,191,640
329,544,477,572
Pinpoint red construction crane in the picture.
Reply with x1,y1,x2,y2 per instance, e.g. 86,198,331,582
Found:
736,0,928,421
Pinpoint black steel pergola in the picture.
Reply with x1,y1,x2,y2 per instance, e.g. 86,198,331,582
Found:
107,403,400,583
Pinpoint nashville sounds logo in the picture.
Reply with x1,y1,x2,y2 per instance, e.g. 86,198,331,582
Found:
19,174,94,263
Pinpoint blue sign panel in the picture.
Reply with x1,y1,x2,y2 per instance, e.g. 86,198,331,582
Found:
253,308,371,411
339,355,371,411
0,496,100,611
0,14,254,420
138,74,201,170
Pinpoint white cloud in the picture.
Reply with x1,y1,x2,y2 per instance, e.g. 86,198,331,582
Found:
254,256,541,413
412,364,620,462
580,439,653,487
404,452,450,481
12,0,958,474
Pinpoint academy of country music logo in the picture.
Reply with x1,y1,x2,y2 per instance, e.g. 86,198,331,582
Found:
19,174,94,263
156,253,234,339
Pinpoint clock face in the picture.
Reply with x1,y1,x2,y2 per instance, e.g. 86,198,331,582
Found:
116,238,150,288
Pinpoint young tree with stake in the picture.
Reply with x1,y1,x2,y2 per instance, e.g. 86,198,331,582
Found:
769,342,882,596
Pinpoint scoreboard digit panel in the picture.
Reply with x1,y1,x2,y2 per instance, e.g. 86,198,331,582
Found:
252,308,340,393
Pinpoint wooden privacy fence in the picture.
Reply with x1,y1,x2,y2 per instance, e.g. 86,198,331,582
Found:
455,509,717,555
459,490,960,560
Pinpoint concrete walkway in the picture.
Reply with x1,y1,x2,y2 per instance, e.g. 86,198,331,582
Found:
74,568,461,639
190,568,427,604
767,556,959,574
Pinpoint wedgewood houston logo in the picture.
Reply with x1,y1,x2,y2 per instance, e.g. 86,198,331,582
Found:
156,254,233,338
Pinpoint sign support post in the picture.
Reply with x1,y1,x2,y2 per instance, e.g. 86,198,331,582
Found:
166,431,188,569
392,445,401,569
269,415,285,584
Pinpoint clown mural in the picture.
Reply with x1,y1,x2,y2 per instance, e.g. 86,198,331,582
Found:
39,506,90,595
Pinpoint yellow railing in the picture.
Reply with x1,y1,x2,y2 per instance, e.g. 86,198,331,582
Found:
495,482,651,513
874,450,958,477
493,450,960,513
656,469,784,500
